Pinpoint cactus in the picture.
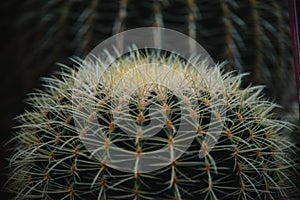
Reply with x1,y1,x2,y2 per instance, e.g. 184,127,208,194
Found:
7,49,298,199
9,0,296,113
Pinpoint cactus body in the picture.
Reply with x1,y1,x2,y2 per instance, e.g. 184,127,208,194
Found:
9,0,296,112
7,50,298,199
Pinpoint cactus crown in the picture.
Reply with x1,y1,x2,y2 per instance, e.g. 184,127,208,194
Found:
7,49,298,199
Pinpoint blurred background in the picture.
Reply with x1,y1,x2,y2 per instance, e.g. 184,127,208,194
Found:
0,0,299,199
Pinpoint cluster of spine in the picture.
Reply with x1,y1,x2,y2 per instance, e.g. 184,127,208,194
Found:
7,51,298,199
11,0,295,111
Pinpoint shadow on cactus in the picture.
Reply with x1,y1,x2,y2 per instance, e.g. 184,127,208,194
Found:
6,48,299,200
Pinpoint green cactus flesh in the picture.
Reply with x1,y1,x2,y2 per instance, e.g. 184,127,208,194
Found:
13,0,296,112
8,50,297,200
